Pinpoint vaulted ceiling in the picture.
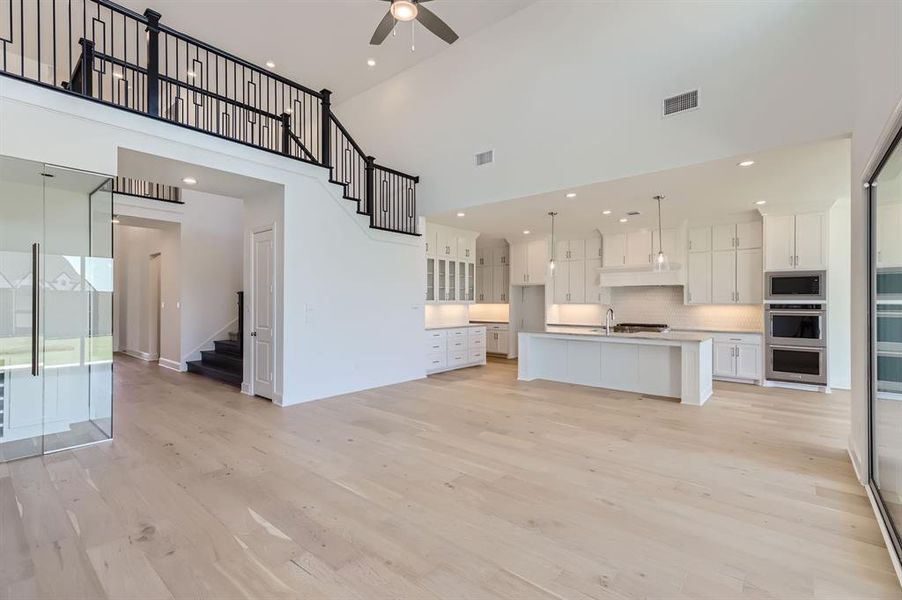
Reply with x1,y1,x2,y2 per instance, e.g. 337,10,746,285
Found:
117,0,533,100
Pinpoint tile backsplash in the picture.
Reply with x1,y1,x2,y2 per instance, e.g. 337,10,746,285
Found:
552,286,763,331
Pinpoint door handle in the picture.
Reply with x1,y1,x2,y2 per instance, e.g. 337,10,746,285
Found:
31,242,39,377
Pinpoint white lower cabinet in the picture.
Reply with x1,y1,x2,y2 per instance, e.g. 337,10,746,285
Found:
485,324,510,356
711,333,762,383
425,326,487,374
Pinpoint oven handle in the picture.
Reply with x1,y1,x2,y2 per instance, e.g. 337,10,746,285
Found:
766,310,825,316
877,350,902,357
768,344,825,351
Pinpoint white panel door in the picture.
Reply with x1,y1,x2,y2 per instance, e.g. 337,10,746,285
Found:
713,342,736,378
794,212,828,270
626,230,652,266
764,215,796,271
569,260,586,303
252,228,275,399
687,252,711,304
712,250,736,304
510,242,528,285
602,234,626,268
688,226,711,253
712,224,736,251
527,239,548,284
553,261,570,304
735,343,761,380
735,248,763,304
736,221,763,250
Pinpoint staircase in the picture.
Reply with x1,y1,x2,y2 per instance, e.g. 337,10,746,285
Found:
187,334,243,388
186,292,244,388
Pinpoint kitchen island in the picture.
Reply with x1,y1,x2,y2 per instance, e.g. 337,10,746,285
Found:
518,326,713,406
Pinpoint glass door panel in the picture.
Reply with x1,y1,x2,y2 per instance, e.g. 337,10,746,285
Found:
42,165,113,453
871,125,902,554
0,157,45,461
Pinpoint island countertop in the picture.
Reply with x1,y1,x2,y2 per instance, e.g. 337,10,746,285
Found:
534,325,713,343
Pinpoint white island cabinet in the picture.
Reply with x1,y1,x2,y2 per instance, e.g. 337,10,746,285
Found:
518,327,714,406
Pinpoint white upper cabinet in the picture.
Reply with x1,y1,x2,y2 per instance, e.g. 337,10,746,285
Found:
686,252,711,304
553,260,587,304
688,227,711,253
492,246,509,266
603,233,626,268
736,248,763,304
764,215,796,271
457,236,476,261
585,235,603,260
511,239,548,285
491,265,509,303
425,228,438,257
626,230,653,266
793,212,827,270
437,227,458,258
736,221,763,250
475,247,489,266
712,224,736,251
764,212,827,271
711,250,736,304
552,261,570,304
554,239,586,261
878,203,902,267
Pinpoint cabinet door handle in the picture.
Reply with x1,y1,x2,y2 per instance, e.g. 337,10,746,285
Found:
688,291,692,302
689,241,693,250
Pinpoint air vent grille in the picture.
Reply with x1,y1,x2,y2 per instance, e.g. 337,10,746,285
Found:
475,150,494,166
663,90,698,117
627,211,641,216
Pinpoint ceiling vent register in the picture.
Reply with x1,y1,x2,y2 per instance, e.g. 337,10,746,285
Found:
663,90,699,117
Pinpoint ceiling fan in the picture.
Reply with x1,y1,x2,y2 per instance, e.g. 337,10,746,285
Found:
370,0,460,46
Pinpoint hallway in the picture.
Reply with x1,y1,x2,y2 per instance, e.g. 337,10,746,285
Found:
1,355,899,599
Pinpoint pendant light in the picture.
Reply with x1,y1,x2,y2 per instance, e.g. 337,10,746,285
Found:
653,195,669,272
548,211,558,271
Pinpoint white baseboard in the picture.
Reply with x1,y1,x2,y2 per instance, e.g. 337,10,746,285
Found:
123,349,158,362
158,358,184,372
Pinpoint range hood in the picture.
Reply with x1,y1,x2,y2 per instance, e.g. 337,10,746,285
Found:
597,263,684,288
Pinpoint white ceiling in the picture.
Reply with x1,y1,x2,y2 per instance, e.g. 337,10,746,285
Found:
428,137,852,240
117,0,533,100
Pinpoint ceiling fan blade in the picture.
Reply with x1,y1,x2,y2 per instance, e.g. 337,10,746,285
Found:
415,4,459,44
370,9,396,45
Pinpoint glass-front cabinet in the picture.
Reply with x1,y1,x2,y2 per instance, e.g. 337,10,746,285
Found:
0,156,113,462
424,223,477,305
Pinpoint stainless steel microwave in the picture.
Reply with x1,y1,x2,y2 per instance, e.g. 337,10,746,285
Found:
765,271,826,302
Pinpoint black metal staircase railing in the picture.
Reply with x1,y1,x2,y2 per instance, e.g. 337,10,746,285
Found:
112,176,181,203
0,0,419,236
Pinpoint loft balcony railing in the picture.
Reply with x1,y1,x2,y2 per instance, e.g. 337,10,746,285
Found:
0,0,418,235
113,176,181,203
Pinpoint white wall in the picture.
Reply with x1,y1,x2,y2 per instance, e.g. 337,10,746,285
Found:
849,1,902,481
829,198,852,390
337,1,855,215
0,77,424,406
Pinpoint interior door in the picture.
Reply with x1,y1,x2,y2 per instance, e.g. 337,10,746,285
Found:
251,228,275,399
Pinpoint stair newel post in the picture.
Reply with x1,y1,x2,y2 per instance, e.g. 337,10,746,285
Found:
237,291,244,356
144,9,162,117
320,88,332,169
280,112,292,156
77,38,95,97
365,155,376,223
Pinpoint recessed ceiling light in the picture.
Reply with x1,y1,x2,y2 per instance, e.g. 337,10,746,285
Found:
738,160,755,167
182,177,197,185
602,210,612,215
265,60,276,69
566,192,577,198
456,212,465,217
113,72,123,79
187,71,197,78
619,218,628,223
111,216,120,224
367,58,377,67
755,200,767,205
523,230,531,235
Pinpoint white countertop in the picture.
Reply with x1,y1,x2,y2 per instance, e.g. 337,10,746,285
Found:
671,326,763,335
469,320,509,325
525,325,713,343
425,324,487,331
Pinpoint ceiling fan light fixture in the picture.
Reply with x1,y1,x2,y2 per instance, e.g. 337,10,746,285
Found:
391,0,418,22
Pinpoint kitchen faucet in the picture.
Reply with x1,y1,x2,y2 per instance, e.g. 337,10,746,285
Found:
605,307,615,335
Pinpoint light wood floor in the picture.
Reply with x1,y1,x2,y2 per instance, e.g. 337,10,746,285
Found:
1,355,900,599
